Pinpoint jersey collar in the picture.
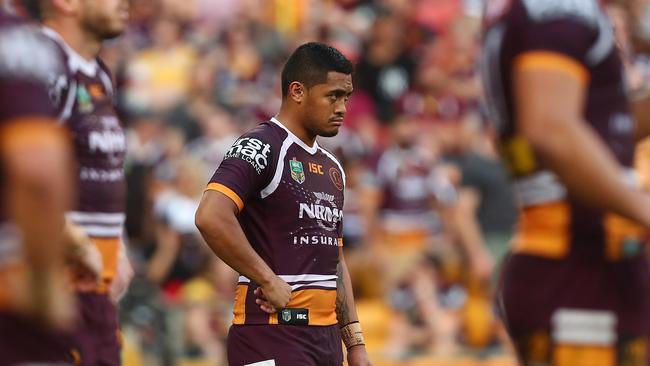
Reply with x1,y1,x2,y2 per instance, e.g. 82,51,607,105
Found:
41,26,99,77
270,117,319,155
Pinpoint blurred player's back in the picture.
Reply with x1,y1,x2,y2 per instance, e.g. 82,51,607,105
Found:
482,0,650,364
0,2,77,364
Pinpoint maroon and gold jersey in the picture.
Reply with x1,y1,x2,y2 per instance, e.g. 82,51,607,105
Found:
0,12,62,220
207,117,345,326
481,0,643,261
42,28,126,287
0,10,66,308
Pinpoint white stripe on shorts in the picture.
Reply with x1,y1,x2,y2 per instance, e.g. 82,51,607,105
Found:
245,360,276,366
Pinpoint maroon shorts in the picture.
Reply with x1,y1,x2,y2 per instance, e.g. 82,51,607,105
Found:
227,324,343,366
71,292,121,366
0,312,76,365
498,254,650,365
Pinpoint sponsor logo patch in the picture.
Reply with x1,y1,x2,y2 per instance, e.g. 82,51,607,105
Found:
329,167,344,191
289,158,306,184
298,192,342,231
278,308,309,326
76,84,94,113
225,137,272,174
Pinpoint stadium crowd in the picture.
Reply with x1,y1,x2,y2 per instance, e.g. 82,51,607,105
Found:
98,0,650,365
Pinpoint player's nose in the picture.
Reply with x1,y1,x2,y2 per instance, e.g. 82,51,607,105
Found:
334,101,346,116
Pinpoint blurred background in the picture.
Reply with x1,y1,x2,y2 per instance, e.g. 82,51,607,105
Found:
106,0,650,365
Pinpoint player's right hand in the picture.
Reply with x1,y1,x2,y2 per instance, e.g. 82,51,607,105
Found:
254,276,292,313
63,221,103,291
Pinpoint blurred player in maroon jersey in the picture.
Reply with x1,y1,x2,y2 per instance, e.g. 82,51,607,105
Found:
0,0,79,364
40,0,132,364
481,0,650,364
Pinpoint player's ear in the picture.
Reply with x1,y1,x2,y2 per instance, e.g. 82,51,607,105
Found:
288,82,305,104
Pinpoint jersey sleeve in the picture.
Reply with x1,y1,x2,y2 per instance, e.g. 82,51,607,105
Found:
207,127,276,212
0,22,60,123
513,0,601,83
0,20,65,149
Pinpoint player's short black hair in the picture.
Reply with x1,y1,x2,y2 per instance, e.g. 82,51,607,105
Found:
281,42,353,98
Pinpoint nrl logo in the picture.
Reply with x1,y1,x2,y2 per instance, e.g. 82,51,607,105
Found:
289,158,305,184
281,309,292,323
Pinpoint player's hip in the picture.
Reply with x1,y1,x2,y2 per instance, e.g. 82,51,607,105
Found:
233,282,338,326
227,323,343,366
497,253,650,337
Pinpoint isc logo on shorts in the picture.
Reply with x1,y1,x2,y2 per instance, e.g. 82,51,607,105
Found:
225,137,272,174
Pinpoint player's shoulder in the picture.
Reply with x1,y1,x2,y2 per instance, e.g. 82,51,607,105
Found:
0,14,62,83
239,120,287,147
519,0,602,28
223,121,285,175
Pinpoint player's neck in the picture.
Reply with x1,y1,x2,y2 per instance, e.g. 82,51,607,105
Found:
44,20,101,62
275,112,317,147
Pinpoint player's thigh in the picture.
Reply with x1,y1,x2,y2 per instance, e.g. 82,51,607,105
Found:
227,326,312,366
0,312,76,365
74,292,121,366
227,325,342,366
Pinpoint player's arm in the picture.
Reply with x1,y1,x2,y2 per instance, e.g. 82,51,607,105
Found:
0,118,74,327
146,222,180,284
430,165,493,280
195,190,291,311
442,188,493,281
336,246,372,366
514,55,650,226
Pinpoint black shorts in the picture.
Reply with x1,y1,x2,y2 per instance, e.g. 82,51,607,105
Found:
498,254,650,365
0,312,75,366
227,324,343,366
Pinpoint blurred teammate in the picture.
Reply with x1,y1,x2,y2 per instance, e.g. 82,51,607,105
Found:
40,0,131,364
482,0,650,364
196,42,372,366
365,115,494,354
0,0,77,364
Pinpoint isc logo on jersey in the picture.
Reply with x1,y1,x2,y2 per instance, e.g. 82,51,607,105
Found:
225,137,271,174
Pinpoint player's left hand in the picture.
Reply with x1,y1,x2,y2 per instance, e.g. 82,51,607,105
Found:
347,345,373,366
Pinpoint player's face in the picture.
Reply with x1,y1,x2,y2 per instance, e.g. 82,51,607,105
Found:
303,71,353,138
79,0,129,40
